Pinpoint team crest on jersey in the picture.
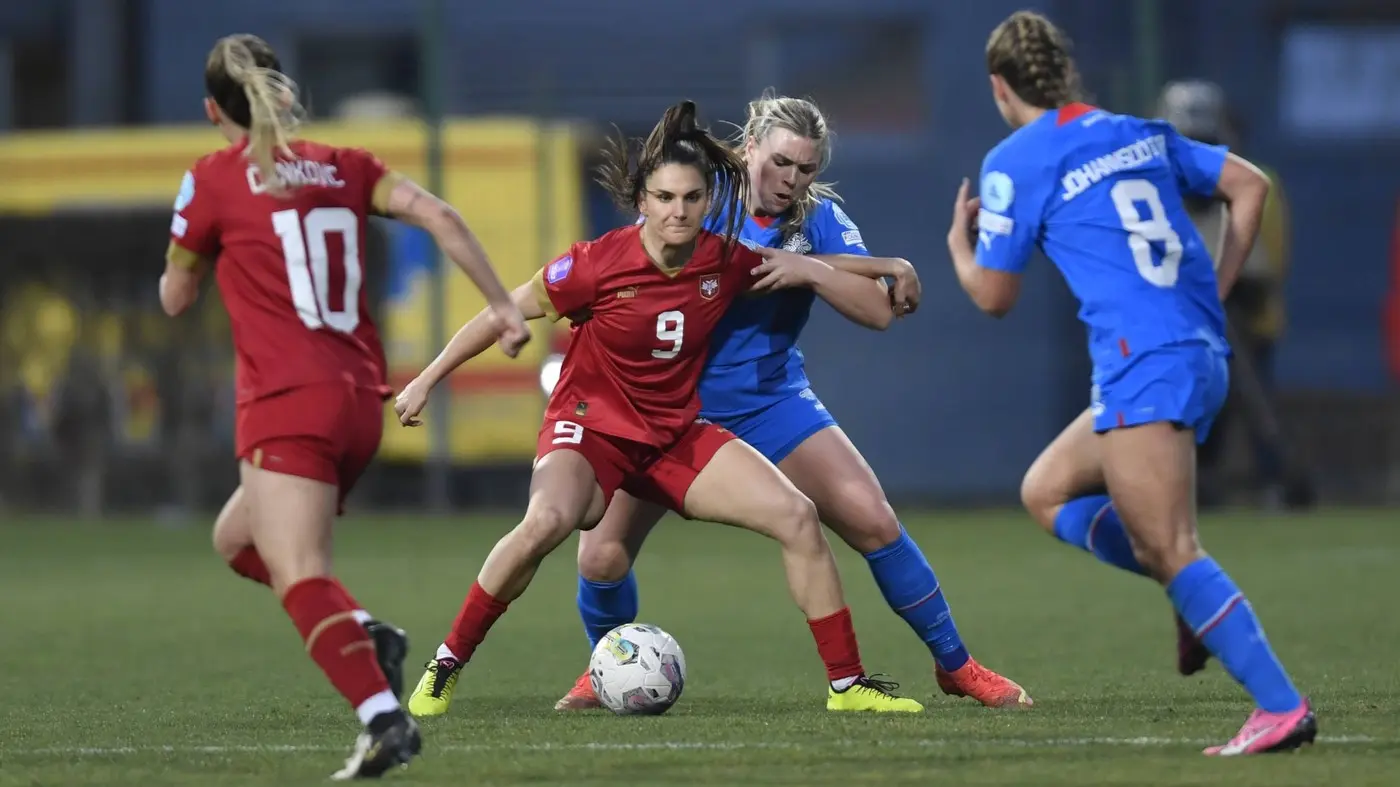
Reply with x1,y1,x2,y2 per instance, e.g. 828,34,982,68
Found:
782,233,813,254
546,255,573,284
699,274,721,300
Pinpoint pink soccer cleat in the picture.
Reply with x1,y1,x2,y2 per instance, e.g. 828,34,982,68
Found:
935,658,1033,708
1203,700,1317,756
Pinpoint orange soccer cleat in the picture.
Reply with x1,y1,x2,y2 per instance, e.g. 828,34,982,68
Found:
935,658,1033,708
553,669,603,711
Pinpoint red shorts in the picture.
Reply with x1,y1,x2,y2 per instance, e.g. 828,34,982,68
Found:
535,418,736,513
235,383,385,511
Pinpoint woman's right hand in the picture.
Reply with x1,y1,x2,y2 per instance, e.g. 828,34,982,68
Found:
394,377,434,427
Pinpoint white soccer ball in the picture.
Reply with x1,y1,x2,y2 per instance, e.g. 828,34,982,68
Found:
588,623,687,715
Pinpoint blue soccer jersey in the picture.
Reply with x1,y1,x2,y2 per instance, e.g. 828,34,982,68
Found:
975,103,1230,373
697,198,870,417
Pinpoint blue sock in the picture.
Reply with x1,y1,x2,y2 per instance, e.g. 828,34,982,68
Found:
1052,495,1148,576
1168,557,1303,713
576,572,638,650
865,526,970,672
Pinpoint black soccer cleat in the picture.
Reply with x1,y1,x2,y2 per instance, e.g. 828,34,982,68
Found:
331,709,422,780
364,619,409,700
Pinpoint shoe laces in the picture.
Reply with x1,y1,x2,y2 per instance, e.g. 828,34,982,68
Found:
429,658,459,698
853,673,902,697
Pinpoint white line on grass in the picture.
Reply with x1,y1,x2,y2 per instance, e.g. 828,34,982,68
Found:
4,735,1381,758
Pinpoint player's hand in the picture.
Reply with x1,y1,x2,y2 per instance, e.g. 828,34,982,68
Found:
394,379,432,427
947,178,980,251
750,247,823,291
887,258,921,317
491,303,532,359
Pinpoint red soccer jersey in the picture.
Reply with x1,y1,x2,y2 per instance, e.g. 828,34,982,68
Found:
167,138,397,403
531,225,763,447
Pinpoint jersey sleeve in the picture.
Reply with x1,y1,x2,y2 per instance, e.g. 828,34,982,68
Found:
166,166,218,270
340,147,407,217
812,201,870,256
1162,124,1228,199
974,147,1041,274
530,245,596,322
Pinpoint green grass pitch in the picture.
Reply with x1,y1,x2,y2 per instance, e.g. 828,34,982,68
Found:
0,509,1396,785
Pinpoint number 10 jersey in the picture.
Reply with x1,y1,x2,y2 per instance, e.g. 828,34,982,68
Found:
167,137,395,403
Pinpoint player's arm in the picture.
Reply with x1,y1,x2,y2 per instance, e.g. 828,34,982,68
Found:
1163,128,1270,300
162,169,216,317
418,280,544,389
748,248,892,330
377,175,521,319
815,255,920,316
397,278,543,426
947,175,1026,318
1209,154,1271,300
159,248,209,316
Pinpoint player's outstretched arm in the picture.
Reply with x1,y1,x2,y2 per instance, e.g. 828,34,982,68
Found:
816,255,921,316
751,248,893,330
395,281,543,426
379,177,528,351
1210,153,1272,300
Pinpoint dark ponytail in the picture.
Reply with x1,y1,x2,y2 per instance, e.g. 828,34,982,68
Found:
596,100,749,253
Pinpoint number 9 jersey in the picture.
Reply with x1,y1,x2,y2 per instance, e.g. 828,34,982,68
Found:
974,102,1231,374
167,138,397,404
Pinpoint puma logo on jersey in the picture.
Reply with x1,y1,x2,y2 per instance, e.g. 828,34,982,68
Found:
699,275,720,300
616,286,638,299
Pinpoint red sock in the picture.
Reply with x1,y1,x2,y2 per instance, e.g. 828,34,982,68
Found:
229,546,271,586
442,581,509,663
282,576,391,710
807,607,865,682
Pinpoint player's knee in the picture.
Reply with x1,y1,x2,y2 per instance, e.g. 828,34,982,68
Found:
1019,464,1062,534
211,520,242,562
519,503,579,558
1129,525,1204,583
828,489,900,553
577,533,633,583
773,492,822,551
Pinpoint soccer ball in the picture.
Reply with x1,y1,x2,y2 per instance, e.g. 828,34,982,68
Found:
588,623,687,715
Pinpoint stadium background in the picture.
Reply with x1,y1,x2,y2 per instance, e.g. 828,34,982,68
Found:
1,0,1397,515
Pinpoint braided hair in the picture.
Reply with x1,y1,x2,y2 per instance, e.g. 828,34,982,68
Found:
985,11,1084,109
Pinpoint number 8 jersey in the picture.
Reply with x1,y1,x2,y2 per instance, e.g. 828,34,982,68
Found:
167,138,396,403
975,102,1231,373
533,224,765,448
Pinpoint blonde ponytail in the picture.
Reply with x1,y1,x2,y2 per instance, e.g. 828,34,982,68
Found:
215,37,305,196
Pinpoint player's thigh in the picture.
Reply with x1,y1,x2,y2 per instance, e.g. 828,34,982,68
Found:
1099,422,1201,580
239,457,339,595
778,425,899,554
1094,345,1225,578
1021,407,1104,531
577,490,667,582
528,419,622,550
662,424,818,545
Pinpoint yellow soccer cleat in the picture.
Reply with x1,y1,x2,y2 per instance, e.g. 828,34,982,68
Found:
406,657,461,717
826,674,925,712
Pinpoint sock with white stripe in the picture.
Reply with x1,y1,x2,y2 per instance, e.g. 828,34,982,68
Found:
1052,495,1148,576
1167,557,1302,713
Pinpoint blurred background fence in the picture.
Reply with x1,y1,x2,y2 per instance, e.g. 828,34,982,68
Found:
2,0,1400,517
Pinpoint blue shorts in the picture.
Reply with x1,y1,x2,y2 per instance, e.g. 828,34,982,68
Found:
1091,342,1230,444
706,387,837,465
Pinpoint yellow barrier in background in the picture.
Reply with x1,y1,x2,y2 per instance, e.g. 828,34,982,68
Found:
0,118,586,463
